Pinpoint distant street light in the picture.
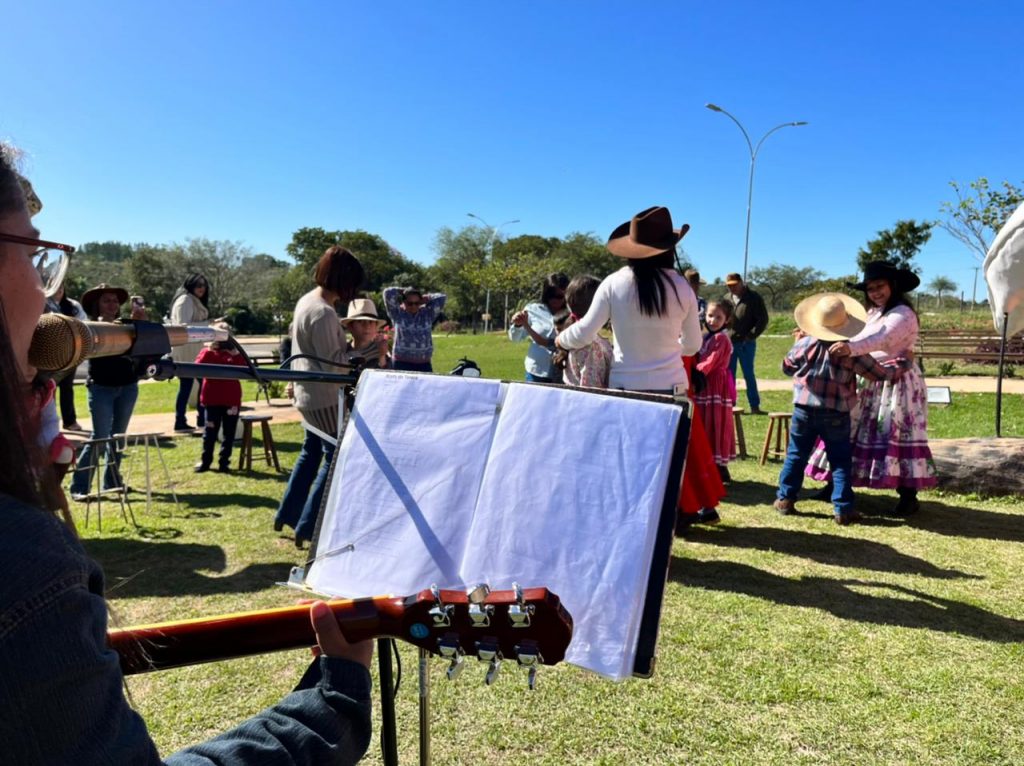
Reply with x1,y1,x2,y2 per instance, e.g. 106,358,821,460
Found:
467,212,520,333
705,103,807,282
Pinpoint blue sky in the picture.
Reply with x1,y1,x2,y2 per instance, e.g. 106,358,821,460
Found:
5,1,1022,299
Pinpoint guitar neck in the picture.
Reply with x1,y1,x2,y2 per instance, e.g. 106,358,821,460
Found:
109,597,401,676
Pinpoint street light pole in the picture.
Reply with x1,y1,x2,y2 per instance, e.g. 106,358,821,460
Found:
467,213,520,333
705,103,807,283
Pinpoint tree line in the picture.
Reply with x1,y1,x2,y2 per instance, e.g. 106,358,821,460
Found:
64,176,1021,332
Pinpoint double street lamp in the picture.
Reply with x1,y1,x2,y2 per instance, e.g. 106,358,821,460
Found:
467,212,520,333
705,103,808,282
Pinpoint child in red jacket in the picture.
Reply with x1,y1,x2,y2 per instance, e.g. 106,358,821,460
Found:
194,332,248,472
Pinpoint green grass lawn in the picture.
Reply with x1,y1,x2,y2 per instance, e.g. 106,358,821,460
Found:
73,333,1024,764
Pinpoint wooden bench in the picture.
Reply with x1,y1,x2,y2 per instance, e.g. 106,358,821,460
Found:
914,329,1024,366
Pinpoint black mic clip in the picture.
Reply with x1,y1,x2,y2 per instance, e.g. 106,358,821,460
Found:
124,320,174,378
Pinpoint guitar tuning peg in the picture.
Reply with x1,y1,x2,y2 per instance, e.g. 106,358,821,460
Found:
485,656,502,686
515,642,543,691
429,584,453,627
446,653,465,681
476,639,502,686
508,581,535,628
466,583,490,604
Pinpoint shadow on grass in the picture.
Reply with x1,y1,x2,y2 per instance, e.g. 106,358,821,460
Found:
140,490,281,512
83,538,294,598
669,557,1024,642
694,526,981,580
722,476,1024,543
173,491,280,511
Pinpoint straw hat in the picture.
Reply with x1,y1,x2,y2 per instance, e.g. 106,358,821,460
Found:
340,298,387,328
793,292,867,342
606,206,690,259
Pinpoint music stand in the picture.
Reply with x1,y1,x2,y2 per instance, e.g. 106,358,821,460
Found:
299,372,691,764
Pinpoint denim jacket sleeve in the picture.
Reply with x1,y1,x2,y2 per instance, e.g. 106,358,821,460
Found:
0,495,372,766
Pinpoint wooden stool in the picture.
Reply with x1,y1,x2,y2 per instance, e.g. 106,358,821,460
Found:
759,412,792,465
732,406,748,459
238,415,281,472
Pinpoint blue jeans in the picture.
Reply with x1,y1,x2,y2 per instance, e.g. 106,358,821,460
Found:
175,377,205,428
729,339,760,410
275,428,337,541
69,382,139,495
525,372,554,383
295,437,337,542
776,405,854,515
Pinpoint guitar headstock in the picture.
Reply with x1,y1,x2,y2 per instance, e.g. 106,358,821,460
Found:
396,584,573,688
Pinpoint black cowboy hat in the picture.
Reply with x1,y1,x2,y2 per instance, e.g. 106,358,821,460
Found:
81,283,129,314
848,261,921,293
606,206,690,259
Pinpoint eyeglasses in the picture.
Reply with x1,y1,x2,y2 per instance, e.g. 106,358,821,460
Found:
404,301,422,308
0,233,74,297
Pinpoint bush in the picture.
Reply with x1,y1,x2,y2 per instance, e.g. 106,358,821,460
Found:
438,320,461,335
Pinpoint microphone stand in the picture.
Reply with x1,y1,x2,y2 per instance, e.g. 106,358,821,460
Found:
142,359,360,386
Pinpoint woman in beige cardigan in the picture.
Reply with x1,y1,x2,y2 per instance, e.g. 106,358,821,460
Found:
170,273,210,431
274,246,365,548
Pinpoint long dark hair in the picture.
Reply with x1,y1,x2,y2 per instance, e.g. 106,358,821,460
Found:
183,273,210,307
628,250,681,317
540,273,569,309
864,279,918,318
0,145,47,508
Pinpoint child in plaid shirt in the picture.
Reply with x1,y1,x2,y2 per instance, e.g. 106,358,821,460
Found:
774,294,909,525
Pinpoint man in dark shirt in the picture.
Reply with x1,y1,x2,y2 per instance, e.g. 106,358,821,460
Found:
724,272,770,414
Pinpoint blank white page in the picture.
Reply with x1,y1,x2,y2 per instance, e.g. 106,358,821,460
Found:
459,383,681,680
306,371,504,598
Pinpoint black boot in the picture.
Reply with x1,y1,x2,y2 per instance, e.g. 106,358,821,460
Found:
891,488,920,516
810,481,834,501
717,465,731,483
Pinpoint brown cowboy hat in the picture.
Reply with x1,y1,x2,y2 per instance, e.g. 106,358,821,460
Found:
606,206,690,259
793,292,867,342
340,297,387,328
848,261,921,293
81,283,129,314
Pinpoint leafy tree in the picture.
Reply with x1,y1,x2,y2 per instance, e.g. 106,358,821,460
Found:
857,220,932,273
283,227,425,294
427,226,492,322
938,177,1024,262
549,232,620,281
787,275,861,309
65,241,140,300
285,227,343,271
928,275,957,307
746,263,826,309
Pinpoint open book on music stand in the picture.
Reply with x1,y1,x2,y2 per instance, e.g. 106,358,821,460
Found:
304,370,691,681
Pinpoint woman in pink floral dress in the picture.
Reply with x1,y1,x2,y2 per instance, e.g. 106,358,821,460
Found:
827,261,937,515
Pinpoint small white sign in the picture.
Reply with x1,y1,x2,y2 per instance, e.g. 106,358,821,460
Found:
927,386,952,405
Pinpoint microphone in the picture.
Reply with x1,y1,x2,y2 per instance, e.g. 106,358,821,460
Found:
29,313,230,372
